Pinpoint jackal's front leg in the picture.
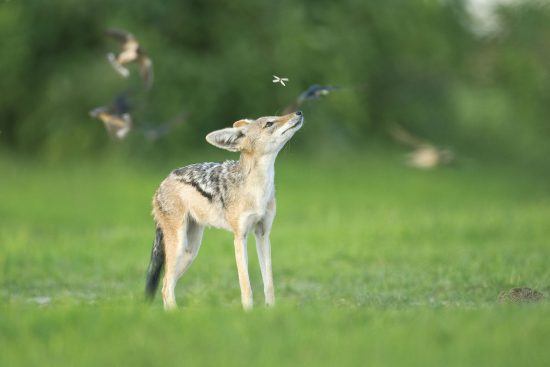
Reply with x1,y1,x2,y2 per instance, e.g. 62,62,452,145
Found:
233,234,253,310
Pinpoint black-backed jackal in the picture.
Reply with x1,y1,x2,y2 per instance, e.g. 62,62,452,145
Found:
146,111,304,310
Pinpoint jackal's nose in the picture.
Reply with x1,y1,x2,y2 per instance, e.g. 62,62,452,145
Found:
295,110,302,116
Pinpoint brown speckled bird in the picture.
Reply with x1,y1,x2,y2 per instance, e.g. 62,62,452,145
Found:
498,287,544,304
389,123,455,170
105,28,154,89
89,94,133,140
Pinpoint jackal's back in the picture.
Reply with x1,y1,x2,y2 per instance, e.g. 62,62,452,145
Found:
153,160,244,221
170,161,243,206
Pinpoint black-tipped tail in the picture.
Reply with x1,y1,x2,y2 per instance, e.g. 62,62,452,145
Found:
145,227,165,301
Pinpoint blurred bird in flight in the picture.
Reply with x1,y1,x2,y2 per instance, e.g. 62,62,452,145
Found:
272,75,289,86
283,84,339,114
389,123,455,170
89,94,133,140
105,28,154,90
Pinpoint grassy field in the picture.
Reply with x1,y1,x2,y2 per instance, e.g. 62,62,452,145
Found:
1,150,549,366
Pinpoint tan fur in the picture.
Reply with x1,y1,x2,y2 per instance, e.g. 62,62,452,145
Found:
152,112,303,310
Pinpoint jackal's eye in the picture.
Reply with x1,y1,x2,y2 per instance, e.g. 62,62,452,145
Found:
264,121,275,128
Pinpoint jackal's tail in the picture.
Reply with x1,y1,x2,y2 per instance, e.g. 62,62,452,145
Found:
145,227,165,301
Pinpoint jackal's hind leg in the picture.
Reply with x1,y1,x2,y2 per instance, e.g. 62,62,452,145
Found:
161,217,186,310
161,215,204,310
174,217,204,282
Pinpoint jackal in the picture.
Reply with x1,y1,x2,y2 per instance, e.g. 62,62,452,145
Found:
145,111,303,310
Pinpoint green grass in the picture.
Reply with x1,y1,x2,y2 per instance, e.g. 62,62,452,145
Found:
1,151,549,366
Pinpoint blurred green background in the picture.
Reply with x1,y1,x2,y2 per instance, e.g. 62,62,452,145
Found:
1,0,549,163
1,1,550,366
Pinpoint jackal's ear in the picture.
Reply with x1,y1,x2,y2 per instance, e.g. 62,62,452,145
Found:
233,119,252,128
206,127,246,152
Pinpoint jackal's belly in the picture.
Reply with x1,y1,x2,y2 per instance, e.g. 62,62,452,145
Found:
173,185,230,230
187,202,232,231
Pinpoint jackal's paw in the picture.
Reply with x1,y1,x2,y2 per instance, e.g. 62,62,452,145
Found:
265,288,275,307
242,299,253,311
163,299,178,311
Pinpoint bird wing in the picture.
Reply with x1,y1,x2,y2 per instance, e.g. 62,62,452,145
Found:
112,93,131,115
389,123,430,149
139,55,154,90
89,106,109,118
298,85,338,104
315,85,338,96
104,114,132,140
102,113,128,129
105,28,135,45
297,85,320,104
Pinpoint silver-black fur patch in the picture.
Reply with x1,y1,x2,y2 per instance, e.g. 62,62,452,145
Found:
172,161,243,207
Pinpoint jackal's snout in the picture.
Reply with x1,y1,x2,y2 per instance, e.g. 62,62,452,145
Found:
282,111,303,125
292,111,303,123
279,111,303,137
288,111,304,126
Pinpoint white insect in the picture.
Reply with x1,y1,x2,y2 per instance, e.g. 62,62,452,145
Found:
272,75,289,86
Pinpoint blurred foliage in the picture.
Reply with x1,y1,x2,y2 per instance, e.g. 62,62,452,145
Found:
0,0,549,162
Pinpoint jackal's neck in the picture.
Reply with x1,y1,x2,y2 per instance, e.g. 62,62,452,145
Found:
238,152,277,187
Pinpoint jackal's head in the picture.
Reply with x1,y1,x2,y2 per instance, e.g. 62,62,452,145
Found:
206,111,303,155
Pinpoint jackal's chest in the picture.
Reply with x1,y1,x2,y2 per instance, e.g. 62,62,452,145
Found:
222,184,274,230
244,181,274,211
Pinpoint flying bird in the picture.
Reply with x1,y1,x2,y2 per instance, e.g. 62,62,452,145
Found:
283,84,339,114
389,123,455,170
405,145,454,170
89,94,133,140
272,75,289,86
105,28,154,89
